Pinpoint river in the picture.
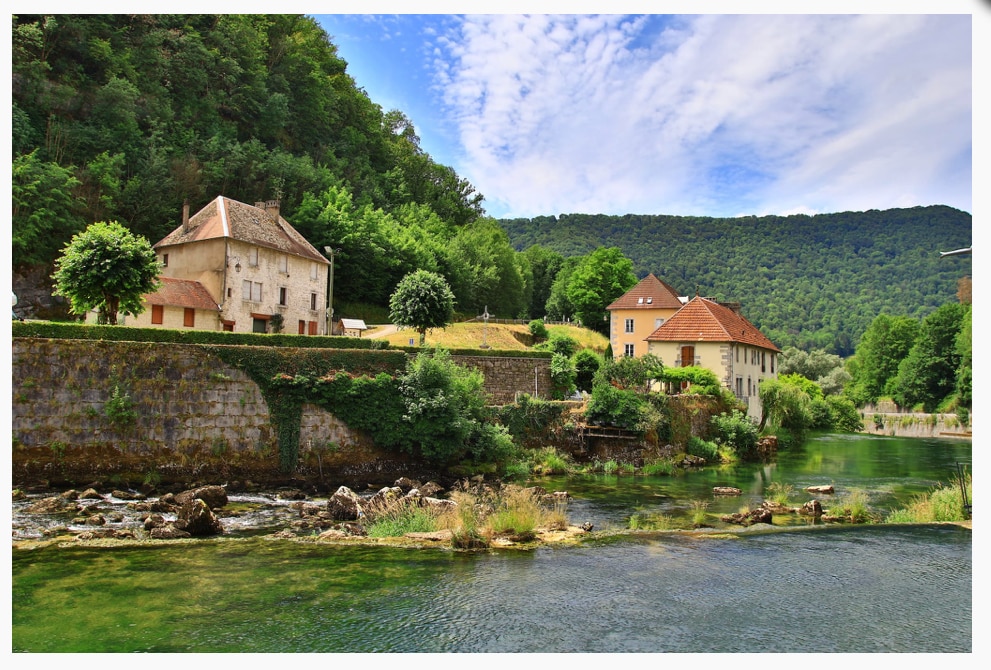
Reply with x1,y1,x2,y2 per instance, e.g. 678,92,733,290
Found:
11,432,972,653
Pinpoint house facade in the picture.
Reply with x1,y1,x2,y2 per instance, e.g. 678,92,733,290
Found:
606,273,686,359
123,277,222,330
645,295,780,419
144,196,331,334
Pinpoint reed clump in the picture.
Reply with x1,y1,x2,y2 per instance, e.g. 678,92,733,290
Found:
886,474,972,523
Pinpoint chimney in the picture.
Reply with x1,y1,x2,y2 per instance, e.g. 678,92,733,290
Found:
182,199,190,234
265,199,280,221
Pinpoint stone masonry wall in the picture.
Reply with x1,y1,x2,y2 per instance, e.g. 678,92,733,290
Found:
11,338,552,487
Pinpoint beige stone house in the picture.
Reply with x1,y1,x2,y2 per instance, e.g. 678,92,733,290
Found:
112,196,332,334
645,295,780,419
606,273,686,359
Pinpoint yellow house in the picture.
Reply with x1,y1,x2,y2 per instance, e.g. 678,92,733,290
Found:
606,273,685,359
133,196,332,334
645,295,780,419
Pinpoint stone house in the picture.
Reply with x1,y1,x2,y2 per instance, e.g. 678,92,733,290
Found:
645,295,780,419
606,273,686,359
108,196,332,334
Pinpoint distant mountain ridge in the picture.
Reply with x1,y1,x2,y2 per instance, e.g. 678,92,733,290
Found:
498,205,971,356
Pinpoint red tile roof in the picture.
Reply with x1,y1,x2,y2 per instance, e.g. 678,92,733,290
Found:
645,296,780,351
153,196,329,264
143,277,219,311
607,273,684,310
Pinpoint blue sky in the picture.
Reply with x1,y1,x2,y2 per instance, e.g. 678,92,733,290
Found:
312,9,976,220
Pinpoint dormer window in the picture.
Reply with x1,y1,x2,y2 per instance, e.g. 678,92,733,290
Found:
646,297,652,304
637,297,644,304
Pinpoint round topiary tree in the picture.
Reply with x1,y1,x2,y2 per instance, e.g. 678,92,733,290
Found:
389,270,456,346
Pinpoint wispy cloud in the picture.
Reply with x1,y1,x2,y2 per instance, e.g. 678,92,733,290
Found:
427,14,971,218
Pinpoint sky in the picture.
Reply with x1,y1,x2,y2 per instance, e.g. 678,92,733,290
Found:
312,6,978,220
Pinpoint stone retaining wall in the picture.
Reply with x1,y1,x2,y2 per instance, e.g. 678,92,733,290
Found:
11,338,552,487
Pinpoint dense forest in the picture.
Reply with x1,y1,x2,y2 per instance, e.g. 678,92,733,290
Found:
12,14,971,359
500,208,972,356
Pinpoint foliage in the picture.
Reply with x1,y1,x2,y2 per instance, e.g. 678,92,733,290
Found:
889,303,966,412
528,319,549,341
595,353,665,393
365,499,438,537
548,353,577,399
954,305,972,408
501,207,971,357
492,394,568,446
844,314,921,406
825,396,864,432
686,436,719,462
765,482,795,506
104,384,137,427
885,473,971,523
388,270,456,346
758,377,813,433
540,333,579,357
826,490,876,524
572,349,602,393
396,348,511,465
51,221,161,325
563,247,637,335
779,346,849,395
584,383,647,431
658,365,721,396
12,149,87,267
709,410,760,459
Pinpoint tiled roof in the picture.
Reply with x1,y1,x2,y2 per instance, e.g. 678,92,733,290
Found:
153,196,329,264
645,296,780,351
607,273,684,310
144,277,219,311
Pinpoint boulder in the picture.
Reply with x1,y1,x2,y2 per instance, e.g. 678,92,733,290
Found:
150,525,192,540
419,481,444,498
394,477,420,493
79,488,103,500
25,496,79,514
713,487,742,496
173,498,224,536
806,485,834,495
327,486,363,521
112,489,145,501
174,485,228,510
721,507,773,526
143,514,166,531
800,500,824,517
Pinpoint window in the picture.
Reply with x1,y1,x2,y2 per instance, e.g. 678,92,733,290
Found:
681,345,695,367
646,297,652,304
637,297,643,304
248,247,258,266
310,262,319,280
310,292,317,310
624,344,635,357
183,308,195,327
298,320,306,335
771,354,775,374
278,255,288,274
162,253,169,267
242,280,262,302
761,351,766,373
308,321,318,335
655,318,665,329
151,305,164,324
279,287,287,306
625,318,634,333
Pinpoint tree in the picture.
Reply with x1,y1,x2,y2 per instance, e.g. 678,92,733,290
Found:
890,303,966,412
388,270,455,346
564,247,637,334
12,150,87,268
51,221,161,325
844,314,920,406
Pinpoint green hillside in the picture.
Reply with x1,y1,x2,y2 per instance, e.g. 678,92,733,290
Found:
499,206,972,356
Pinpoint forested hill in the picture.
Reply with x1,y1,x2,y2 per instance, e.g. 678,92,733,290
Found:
499,206,972,356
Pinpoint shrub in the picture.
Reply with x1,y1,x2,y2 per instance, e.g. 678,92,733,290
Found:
365,500,439,537
885,474,971,523
659,365,722,396
549,353,577,399
709,410,759,459
573,348,601,393
104,384,137,427
641,458,677,476
528,319,549,341
826,395,864,432
585,383,646,430
686,436,718,462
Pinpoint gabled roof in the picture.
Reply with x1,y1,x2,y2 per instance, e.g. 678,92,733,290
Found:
607,273,684,310
143,278,220,311
154,196,329,264
645,296,780,351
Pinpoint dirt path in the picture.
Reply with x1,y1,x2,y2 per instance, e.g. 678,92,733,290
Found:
365,324,398,339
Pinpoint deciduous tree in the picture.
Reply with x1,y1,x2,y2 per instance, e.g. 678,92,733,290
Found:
388,270,455,346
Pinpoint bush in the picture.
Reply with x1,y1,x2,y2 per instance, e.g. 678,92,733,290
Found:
549,353,577,399
826,395,864,432
659,366,721,395
585,383,646,430
709,410,759,459
573,349,601,393
686,436,719,462
528,319,549,341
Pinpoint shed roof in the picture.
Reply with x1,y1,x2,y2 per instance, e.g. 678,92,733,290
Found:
143,277,220,311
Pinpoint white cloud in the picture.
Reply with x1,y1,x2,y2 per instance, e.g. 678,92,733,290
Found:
428,14,972,218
